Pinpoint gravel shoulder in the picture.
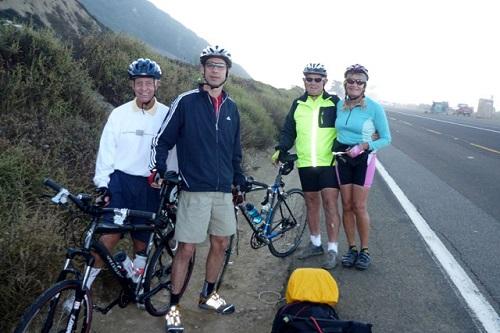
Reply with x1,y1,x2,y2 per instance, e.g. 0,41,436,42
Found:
91,148,304,332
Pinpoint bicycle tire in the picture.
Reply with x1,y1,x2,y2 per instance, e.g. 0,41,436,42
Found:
143,240,195,316
14,279,92,333
268,188,307,257
215,233,234,291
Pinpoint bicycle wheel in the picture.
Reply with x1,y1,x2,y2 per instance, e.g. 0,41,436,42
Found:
15,280,92,333
215,233,234,291
143,241,195,316
268,188,307,257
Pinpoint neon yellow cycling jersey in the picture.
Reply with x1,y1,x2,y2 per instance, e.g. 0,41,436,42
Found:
277,91,339,168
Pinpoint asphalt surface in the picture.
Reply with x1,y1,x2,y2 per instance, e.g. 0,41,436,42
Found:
76,112,500,332
344,108,500,332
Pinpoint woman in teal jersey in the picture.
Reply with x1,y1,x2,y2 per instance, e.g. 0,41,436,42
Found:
334,64,391,270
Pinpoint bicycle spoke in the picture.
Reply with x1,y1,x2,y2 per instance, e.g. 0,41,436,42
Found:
15,280,91,333
268,189,307,257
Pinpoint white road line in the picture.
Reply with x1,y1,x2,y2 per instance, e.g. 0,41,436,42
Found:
425,128,442,135
470,143,500,155
390,111,500,134
376,162,500,333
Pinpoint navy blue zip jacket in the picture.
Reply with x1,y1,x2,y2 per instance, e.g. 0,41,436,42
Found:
150,85,245,193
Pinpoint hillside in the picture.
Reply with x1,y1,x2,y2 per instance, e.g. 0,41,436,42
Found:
78,0,252,79
0,0,106,40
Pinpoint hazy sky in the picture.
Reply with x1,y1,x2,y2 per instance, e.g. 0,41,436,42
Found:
149,0,498,108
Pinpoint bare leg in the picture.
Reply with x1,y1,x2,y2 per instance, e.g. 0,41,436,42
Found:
170,242,196,294
304,191,321,236
132,239,146,253
94,233,121,267
352,185,370,249
321,188,340,243
339,184,356,247
205,235,229,283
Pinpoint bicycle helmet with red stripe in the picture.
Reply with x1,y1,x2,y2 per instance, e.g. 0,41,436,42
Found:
128,58,162,80
200,45,232,68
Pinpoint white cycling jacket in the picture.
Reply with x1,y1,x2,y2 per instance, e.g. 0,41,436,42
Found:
93,98,175,188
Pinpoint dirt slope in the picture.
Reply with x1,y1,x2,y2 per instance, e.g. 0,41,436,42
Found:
90,149,304,332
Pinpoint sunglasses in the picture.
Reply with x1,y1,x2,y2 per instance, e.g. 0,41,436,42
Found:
346,79,366,86
305,77,323,83
205,62,227,70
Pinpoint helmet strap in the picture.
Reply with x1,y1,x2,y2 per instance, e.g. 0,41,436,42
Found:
202,70,228,89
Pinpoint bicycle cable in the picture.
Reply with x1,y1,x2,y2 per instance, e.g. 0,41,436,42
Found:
257,290,284,305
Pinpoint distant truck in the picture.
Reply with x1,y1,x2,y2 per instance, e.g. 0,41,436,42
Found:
428,101,449,114
476,98,495,118
455,103,473,116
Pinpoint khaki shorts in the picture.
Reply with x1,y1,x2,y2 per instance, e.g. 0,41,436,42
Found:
174,191,236,243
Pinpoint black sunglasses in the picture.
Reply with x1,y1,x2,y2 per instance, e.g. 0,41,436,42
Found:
346,79,366,86
305,77,323,83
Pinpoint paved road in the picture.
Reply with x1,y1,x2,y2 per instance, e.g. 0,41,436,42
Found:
89,118,500,332
355,108,500,332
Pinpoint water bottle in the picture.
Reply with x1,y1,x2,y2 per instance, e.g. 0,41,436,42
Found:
245,203,262,225
260,203,271,222
114,251,134,279
132,252,147,283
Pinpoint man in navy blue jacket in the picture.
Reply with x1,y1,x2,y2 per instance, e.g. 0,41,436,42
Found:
150,45,245,333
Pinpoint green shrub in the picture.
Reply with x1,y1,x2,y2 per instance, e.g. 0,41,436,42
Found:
0,24,304,332
0,25,105,332
77,32,199,106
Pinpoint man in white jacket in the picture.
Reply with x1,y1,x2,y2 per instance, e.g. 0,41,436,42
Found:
87,58,172,291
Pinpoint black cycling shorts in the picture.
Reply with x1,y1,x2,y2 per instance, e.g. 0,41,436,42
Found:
105,170,160,242
333,142,377,187
298,166,339,192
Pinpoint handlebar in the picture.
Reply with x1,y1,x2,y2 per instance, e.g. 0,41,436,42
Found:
279,153,298,163
245,176,267,189
43,178,156,222
240,153,298,194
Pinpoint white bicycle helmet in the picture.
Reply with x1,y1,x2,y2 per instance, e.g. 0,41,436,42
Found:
200,45,232,68
344,64,369,80
303,63,327,77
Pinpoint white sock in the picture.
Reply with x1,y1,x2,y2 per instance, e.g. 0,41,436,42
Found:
310,234,321,247
85,267,101,289
327,242,338,253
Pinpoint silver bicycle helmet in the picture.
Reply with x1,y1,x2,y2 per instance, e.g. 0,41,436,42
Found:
303,63,327,77
128,58,162,80
200,45,232,68
344,64,369,80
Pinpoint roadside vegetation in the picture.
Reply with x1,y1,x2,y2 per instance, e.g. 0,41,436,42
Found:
0,24,299,331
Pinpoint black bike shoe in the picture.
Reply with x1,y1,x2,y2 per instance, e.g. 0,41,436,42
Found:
341,247,359,268
355,250,371,270
297,242,324,260
199,292,235,314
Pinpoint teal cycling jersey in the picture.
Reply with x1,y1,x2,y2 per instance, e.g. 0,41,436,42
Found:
335,96,391,151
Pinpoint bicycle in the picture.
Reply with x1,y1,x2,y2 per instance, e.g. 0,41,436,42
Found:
14,175,194,333
216,153,306,290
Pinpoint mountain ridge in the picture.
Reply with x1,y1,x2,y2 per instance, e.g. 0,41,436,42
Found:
0,0,106,39
78,0,251,79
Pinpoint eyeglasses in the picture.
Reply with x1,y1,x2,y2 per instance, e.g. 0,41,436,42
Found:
346,79,366,86
205,62,227,70
304,77,323,83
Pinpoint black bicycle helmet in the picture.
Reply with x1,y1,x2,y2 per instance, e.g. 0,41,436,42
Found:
344,64,369,80
200,45,232,68
303,63,327,77
128,58,162,80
